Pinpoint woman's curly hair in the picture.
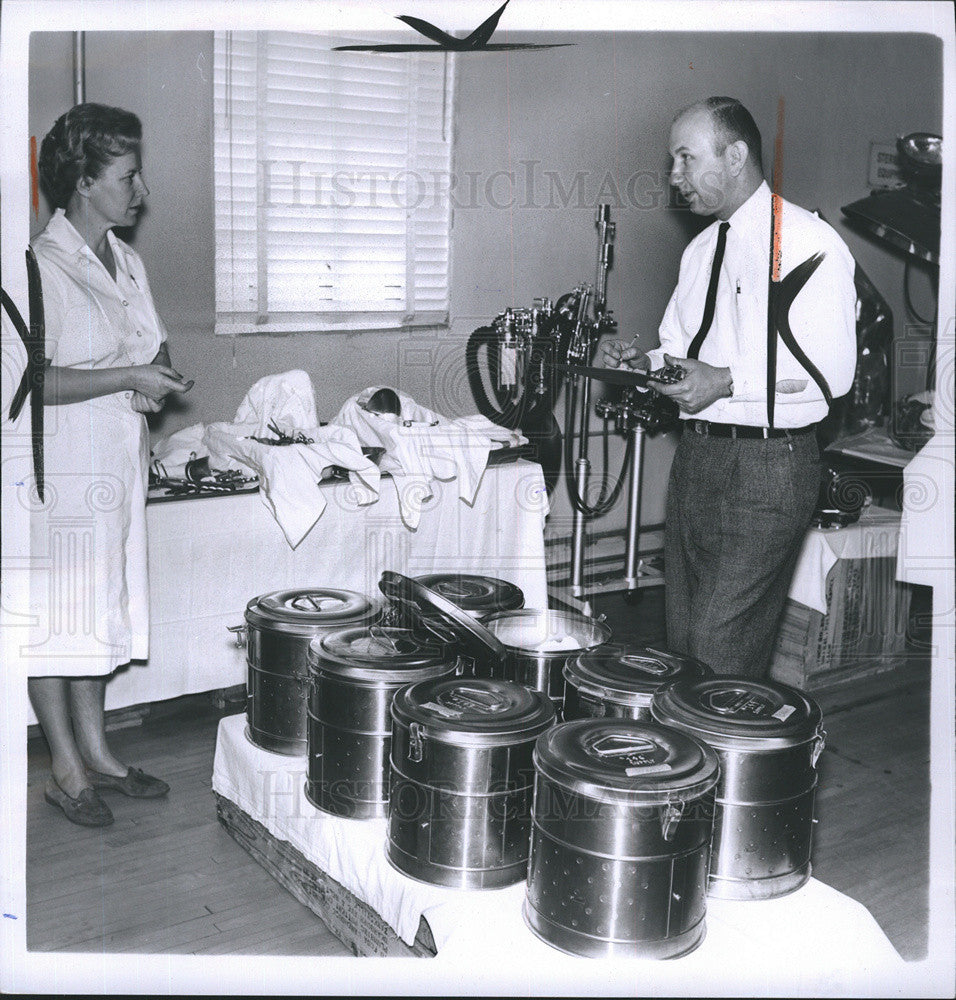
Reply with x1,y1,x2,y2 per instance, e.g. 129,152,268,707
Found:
38,103,142,209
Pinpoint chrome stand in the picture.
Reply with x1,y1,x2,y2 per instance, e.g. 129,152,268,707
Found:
623,423,646,596
553,392,666,613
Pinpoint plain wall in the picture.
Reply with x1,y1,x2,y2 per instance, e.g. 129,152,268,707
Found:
28,29,944,542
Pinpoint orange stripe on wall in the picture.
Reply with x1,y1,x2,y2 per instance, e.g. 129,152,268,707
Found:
771,98,785,282
30,135,39,218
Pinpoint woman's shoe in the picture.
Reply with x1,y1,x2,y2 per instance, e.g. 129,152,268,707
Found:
85,766,170,798
44,778,114,827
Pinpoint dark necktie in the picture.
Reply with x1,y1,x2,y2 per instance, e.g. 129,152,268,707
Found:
687,220,729,360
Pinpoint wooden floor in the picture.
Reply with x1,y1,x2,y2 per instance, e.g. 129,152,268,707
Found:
25,586,933,962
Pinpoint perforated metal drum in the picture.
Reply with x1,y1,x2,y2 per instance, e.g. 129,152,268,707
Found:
651,677,825,900
242,588,382,755
388,677,555,889
562,644,711,721
306,625,463,818
524,719,720,959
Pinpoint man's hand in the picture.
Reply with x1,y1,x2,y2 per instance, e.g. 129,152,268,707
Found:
602,339,650,372
653,353,732,413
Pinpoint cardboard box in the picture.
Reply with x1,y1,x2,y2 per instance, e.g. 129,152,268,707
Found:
770,556,913,693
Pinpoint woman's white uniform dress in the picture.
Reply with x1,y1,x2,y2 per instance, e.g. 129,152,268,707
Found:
27,208,166,677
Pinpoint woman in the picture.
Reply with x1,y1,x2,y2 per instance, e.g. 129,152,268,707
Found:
29,103,192,826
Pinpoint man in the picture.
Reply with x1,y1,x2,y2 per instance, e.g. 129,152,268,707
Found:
605,97,857,677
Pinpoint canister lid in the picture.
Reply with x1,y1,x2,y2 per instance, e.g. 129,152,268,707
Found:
533,719,719,804
413,573,524,615
379,570,506,662
245,588,379,634
392,677,555,745
479,608,612,654
310,624,459,683
650,677,823,748
564,643,711,706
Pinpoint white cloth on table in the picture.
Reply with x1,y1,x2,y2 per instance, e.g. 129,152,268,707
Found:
331,387,525,528
150,422,207,479
195,370,378,548
26,210,166,676
151,371,322,478
212,712,905,994
231,368,320,437
786,505,902,614
203,421,379,549
32,460,550,723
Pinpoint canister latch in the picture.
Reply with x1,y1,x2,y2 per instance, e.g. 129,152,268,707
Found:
226,624,247,648
660,800,685,841
408,722,425,762
811,729,827,768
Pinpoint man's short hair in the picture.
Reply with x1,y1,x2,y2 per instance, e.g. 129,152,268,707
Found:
677,97,764,173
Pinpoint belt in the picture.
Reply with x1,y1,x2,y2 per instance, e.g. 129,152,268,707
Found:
684,419,816,440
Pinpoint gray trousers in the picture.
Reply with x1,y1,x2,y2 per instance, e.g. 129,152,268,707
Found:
664,427,820,678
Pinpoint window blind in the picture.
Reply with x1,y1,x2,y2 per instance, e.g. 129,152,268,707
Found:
213,31,454,335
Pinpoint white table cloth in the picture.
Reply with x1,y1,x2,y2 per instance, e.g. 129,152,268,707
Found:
786,505,902,614
27,460,548,725
212,712,907,995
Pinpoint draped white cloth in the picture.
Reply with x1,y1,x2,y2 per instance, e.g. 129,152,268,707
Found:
212,712,906,994
26,460,549,724
787,505,902,614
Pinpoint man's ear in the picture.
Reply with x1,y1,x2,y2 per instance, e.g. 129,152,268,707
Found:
726,139,749,177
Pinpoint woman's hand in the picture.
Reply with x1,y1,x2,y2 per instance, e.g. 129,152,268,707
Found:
130,391,164,413
130,363,193,402
602,338,650,372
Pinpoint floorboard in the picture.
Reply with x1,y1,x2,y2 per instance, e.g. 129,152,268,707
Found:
24,586,933,962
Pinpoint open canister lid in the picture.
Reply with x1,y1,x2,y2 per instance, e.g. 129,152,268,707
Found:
245,588,380,635
413,573,524,616
479,608,611,654
392,677,555,746
650,677,823,749
564,643,711,706
533,719,720,805
379,570,507,662
310,624,459,683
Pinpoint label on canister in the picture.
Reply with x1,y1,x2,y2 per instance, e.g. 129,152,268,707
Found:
649,677,823,748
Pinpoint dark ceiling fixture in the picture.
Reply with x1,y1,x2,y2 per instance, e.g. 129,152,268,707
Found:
333,0,573,52
841,132,942,265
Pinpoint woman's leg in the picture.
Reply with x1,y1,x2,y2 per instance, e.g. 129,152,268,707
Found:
27,677,91,797
70,677,170,797
68,677,128,777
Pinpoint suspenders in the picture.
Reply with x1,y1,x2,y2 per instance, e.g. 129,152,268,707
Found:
690,207,833,427
2,247,47,500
